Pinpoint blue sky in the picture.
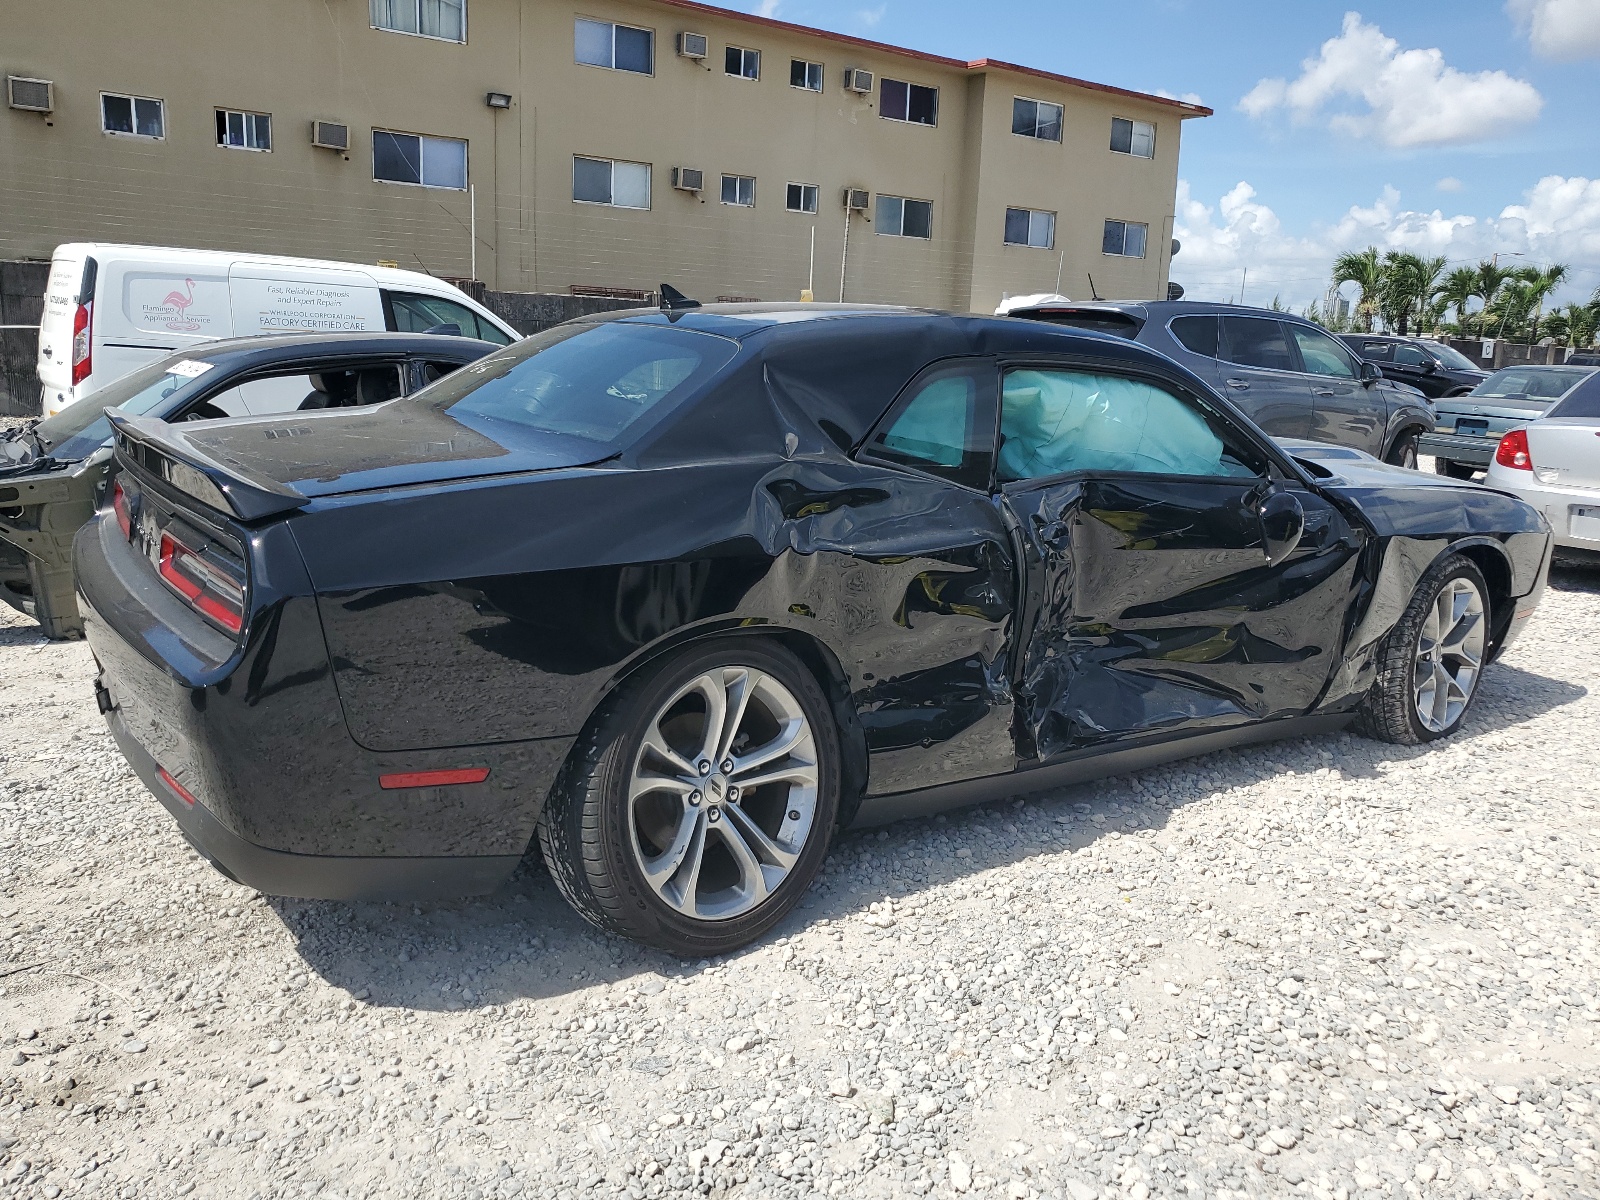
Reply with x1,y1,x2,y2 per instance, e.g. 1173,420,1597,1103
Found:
711,0,1600,312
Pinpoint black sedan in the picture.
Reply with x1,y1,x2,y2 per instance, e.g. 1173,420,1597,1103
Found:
75,304,1551,956
2,332,497,637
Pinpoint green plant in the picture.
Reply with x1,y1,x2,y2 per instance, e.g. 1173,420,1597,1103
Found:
1331,247,1383,333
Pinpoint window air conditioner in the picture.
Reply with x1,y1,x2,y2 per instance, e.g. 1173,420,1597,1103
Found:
671,167,704,192
311,120,350,151
842,68,874,94
7,77,54,113
843,188,870,212
677,32,709,59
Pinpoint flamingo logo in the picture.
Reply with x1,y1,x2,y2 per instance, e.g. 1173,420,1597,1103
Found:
160,278,202,332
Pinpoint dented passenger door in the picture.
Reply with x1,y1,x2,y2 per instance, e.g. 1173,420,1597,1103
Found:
995,364,1356,762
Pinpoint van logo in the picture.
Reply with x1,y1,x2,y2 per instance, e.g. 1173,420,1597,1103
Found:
157,278,202,332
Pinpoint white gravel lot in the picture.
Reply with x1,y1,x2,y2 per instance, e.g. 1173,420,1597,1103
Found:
0,533,1597,1200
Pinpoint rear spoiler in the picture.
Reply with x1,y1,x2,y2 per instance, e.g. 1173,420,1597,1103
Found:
108,412,310,522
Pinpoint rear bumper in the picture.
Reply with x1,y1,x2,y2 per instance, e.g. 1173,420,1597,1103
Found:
1485,474,1600,553
105,706,521,900
1417,432,1495,466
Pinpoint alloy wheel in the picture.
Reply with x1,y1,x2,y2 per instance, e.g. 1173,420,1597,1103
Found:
1412,577,1486,734
627,667,819,921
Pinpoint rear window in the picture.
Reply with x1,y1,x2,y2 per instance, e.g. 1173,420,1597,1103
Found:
423,321,739,450
1353,340,1393,362
1548,373,1600,419
34,356,215,459
1470,366,1591,401
1014,309,1144,339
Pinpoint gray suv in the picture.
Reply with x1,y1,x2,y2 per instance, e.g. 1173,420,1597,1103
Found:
1005,300,1435,466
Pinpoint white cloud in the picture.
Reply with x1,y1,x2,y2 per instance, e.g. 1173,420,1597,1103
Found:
757,0,781,16
1171,175,1600,311
1436,176,1464,192
855,4,887,28
1507,0,1600,60
1153,88,1206,106
1239,12,1543,147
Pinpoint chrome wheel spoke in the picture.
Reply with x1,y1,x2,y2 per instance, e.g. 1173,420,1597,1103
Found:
640,729,698,780
714,669,758,767
730,761,817,792
713,819,774,908
722,803,800,871
1411,576,1487,734
690,673,730,768
731,718,807,778
641,808,707,907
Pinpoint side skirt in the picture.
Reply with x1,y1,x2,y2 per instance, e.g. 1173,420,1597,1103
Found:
848,713,1353,829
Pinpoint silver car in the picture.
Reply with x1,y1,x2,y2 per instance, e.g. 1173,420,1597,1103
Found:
1422,364,1599,480
1004,300,1436,466
1483,370,1600,560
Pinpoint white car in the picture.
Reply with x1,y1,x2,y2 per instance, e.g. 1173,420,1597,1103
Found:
1484,370,1600,559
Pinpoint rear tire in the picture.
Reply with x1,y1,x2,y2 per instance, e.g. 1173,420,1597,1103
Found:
537,638,840,956
1355,553,1490,745
1434,459,1477,480
1385,429,1420,469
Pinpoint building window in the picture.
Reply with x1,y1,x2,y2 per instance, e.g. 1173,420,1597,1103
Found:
370,0,465,42
790,59,823,91
786,182,818,213
1004,207,1055,249
876,195,932,239
1011,97,1063,142
1110,117,1155,158
574,18,654,74
880,78,938,126
725,46,760,80
721,174,756,206
1102,219,1148,258
573,155,651,209
216,109,272,152
373,130,467,189
101,93,164,139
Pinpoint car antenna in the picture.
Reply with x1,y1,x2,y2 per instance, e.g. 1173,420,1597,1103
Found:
1086,273,1103,302
659,284,701,311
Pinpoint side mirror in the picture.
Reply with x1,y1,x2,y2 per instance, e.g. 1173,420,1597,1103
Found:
1422,359,1438,374
1359,360,1382,385
1259,491,1305,567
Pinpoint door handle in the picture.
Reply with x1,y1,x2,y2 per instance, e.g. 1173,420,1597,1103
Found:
1312,388,1335,397
1225,378,1250,390
41,346,52,358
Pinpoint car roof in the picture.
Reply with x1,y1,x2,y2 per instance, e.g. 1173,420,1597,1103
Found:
994,298,1333,325
51,242,478,293
158,332,500,369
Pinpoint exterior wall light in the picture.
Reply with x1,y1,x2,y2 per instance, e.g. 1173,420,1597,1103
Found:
485,92,513,110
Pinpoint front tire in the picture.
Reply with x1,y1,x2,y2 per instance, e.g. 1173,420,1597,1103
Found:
1385,429,1420,469
1355,553,1490,745
538,638,840,956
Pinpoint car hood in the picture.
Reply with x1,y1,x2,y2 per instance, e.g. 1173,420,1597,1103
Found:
1277,439,1479,490
155,402,614,499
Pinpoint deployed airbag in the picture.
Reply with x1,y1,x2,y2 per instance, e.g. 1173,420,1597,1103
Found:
998,370,1224,480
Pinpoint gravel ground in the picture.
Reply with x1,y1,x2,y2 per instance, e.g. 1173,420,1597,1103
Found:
1,513,1598,1200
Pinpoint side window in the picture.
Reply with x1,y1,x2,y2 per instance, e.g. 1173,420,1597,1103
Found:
1392,344,1430,367
863,362,997,490
1289,325,1359,378
1220,317,1296,372
1358,341,1394,362
389,292,509,342
997,368,1263,483
197,367,407,417
1169,315,1219,358
420,359,466,386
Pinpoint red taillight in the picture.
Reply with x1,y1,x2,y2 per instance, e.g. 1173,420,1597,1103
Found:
157,766,197,808
1495,428,1533,471
378,767,491,790
158,531,245,633
111,480,132,540
70,302,92,386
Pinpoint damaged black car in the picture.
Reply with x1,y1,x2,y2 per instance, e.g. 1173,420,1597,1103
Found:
75,304,1551,956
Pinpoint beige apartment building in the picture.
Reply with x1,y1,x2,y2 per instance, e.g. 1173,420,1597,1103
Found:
0,0,1209,313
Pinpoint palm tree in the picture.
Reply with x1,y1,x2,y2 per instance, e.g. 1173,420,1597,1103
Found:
1378,252,1445,336
1331,247,1383,333
1472,259,1516,332
1520,263,1569,342
1436,265,1479,329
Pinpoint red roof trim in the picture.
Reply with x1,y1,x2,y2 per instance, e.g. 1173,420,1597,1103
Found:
644,0,1212,116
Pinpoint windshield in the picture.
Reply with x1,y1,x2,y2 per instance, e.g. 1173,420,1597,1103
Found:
34,356,215,459
1430,343,1480,371
1468,366,1591,402
421,321,738,450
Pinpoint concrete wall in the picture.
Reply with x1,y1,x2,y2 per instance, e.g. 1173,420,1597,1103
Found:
0,261,47,417
2,0,1203,315
1443,338,1570,370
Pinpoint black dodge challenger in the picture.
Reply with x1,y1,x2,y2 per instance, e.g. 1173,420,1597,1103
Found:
75,304,1552,956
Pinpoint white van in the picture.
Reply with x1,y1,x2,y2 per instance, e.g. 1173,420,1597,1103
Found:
36,244,518,417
